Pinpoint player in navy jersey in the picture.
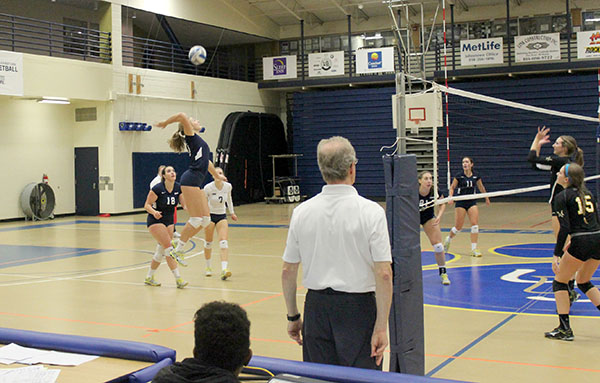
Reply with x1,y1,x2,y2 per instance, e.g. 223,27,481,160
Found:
545,163,600,341
418,171,450,285
143,166,188,288
444,157,490,257
528,126,584,303
156,112,226,267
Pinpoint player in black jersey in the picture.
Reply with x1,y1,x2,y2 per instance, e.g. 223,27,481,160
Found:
156,112,226,267
545,163,600,341
143,166,188,288
418,171,450,285
528,126,584,303
444,157,490,257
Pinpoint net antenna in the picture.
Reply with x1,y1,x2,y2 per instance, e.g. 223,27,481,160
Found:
384,1,444,198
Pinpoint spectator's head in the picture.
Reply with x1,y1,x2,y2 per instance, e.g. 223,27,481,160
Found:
317,136,357,184
193,301,252,375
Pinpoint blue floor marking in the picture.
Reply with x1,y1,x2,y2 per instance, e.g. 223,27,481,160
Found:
426,314,517,377
0,245,110,269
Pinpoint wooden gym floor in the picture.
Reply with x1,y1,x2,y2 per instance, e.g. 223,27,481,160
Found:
0,201,599,382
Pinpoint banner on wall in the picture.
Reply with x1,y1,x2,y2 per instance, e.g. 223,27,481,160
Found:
0,50,24,96
308,51,345,77
355,47,394,74
515,33,560,62
460,37,503,66
576,30,600,59
262,55,297,80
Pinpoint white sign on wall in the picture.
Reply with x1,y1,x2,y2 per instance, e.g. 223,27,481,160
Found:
576,30,600,59
0,50,24,96
308,51,345,77
515,33,560,62
460,37,504,66
262,55,297,80
355,47,395,74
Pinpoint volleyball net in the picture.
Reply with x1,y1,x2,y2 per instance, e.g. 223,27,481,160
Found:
400,77,600,208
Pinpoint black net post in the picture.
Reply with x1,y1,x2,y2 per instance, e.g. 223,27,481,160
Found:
383,154,424,375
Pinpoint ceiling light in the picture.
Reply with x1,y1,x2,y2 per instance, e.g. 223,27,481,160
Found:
364,33,382,40
585,18,600,23
38,97,70,104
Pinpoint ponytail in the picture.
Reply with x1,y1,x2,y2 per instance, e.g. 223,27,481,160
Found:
560,135,583,166
574,147,584,167
566,163,589,204
168,123,186,152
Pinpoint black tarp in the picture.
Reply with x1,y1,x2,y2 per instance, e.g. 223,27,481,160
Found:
216,112,288,205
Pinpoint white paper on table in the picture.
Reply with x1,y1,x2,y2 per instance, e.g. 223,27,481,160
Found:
0,365,60,383
0,344,50,363
26,351,98,366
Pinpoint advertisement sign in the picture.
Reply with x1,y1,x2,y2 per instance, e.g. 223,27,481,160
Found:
308,51,345,77
262,55,297,80
577,30,600,59
0,50,24,96
515,33,560,62
355,47,394,74
460,37,504,66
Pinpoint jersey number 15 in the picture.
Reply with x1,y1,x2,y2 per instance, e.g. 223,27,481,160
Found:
575,195,594,215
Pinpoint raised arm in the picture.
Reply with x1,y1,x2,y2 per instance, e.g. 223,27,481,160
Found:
208,161,227,182
156,112,195,136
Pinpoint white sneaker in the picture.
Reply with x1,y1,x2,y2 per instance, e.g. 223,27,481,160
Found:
173,231,181,239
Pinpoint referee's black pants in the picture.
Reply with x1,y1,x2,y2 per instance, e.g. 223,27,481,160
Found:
302,288,380,370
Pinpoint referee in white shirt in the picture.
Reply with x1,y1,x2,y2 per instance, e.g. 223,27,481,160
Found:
281,136,393,369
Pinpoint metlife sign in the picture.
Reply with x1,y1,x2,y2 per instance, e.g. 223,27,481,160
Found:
460,37,504,66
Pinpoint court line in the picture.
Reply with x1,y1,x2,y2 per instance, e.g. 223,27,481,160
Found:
0,248,107,267
425,353,600,373
530,218,552,228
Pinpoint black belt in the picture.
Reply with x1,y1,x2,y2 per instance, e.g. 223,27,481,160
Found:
309,288,374,296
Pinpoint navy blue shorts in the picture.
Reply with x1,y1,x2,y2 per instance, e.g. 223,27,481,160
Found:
210,213,227,224
420,208,435,226
568,233,600,261
455,199,477,211
180,169,206,187
147,214,174,228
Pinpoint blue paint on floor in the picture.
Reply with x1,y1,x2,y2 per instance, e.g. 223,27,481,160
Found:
0,245,109,269
494,243,554,258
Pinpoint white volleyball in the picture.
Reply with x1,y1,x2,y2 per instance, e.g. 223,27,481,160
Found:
188,45,207,65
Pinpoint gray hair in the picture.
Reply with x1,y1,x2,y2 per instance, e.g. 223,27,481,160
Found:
317,136,357,183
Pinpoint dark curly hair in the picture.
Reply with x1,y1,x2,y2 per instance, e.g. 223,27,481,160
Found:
193,301,251,372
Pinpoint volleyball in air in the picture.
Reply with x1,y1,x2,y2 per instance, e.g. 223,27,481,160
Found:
188,45,207,65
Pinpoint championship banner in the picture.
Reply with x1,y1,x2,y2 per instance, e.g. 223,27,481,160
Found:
515,33,560,63
355,47,394,74
0,50,24,96
308,51,345,77
262,55,297,80
460,37,503,66
576,30,600,59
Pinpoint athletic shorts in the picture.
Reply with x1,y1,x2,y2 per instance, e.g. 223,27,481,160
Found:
147,214,174,228
420,208,435,226
210,213,227,224
568,233,600,261
455,199,476,211
180,169,206,187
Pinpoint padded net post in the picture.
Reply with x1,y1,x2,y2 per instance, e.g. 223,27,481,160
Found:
383,154,424,375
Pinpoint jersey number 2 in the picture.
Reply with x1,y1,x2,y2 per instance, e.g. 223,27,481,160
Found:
575,195,594,215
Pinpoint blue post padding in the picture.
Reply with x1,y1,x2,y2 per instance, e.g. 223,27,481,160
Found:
127,357,173,383
247,356,463,383
0,327,175,363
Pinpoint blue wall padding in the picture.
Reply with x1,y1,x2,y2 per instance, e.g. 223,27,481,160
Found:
128,357,173,383
0,327,175,363
247,356,463,383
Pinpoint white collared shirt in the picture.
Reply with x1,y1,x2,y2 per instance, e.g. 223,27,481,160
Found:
283,184,392,293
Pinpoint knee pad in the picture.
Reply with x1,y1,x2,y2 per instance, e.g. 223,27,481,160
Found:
188,216,203,229
471,225,479,234
578,281,595,294
204,241,212,249
451,227,460,235
153,251,165,263
433,243,444,253
219,240,228,249
553,280,569,292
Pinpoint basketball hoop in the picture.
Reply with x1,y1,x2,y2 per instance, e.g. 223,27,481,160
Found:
408,107,426,126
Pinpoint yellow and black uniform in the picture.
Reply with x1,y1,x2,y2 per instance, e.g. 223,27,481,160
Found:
527,150,571,215
553,187,600,261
